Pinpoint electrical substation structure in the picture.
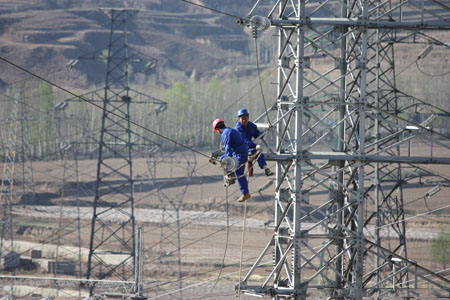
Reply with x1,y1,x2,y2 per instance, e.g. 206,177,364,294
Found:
236,1,450,299
82,9,167,295
0,88,38,294
148,154,198,299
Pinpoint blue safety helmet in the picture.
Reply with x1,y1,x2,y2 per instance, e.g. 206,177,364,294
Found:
237,108,249,117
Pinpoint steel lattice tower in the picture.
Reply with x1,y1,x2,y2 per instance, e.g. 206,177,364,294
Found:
0,91,19,268
86,9,166,292
238,0,450,299
16,89,36,205
148,153,197,300
53,106,83,292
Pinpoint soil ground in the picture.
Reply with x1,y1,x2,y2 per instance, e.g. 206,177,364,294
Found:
2,142,450,299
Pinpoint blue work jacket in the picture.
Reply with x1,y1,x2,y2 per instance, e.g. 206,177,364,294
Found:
235,121,261,149
220,127,248,163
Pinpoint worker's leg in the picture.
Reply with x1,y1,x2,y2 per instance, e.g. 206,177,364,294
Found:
257,152,267,169
257,153,273,176
234,164,249,195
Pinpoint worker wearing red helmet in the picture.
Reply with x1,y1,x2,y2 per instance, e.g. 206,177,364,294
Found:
235,109,273,176
213,118,251,202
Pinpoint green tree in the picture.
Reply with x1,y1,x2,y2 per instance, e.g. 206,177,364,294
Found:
163,82,191,144
31,82,55,157
430,225,450,269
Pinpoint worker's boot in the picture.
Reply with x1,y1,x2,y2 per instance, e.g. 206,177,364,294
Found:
238,193,251,202
264,168,274,176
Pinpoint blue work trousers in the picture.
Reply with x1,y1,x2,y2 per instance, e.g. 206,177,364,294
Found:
234,157,249,195
249,144,267,169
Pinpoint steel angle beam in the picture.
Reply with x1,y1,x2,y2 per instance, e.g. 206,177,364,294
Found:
265,153,450,164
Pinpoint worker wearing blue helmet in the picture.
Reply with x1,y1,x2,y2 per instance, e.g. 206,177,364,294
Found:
235,109,273,176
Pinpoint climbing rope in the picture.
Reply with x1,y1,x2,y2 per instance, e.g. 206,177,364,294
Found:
237,199,248,299
208,185,230,292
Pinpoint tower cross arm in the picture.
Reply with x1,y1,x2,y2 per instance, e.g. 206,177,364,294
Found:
269,18,450,30
265,152,450,165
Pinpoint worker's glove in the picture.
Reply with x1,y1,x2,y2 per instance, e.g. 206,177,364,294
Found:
209,157,217,165
255,144,263,152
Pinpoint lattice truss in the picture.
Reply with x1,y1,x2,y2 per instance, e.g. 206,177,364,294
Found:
1,87,38,264
15,89,36,205
0,93,19,270
83,8,167,292
50,108,87,285
239,0,450,299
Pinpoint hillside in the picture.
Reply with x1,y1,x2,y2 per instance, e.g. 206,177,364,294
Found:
0,0,257,87
0,0,449,103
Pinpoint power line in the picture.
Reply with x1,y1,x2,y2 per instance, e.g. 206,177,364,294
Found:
371,203,450,231
253,33,272,126
416,60,450,77
177,0,245,20
146,242,330,299
0,55,214,161
142,173,272,254
220,67,276,117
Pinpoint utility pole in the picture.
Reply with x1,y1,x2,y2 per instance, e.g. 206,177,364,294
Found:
237,1,450,299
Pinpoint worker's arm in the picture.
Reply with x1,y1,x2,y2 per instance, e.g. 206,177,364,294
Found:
251,122,261,139
220,131,233,160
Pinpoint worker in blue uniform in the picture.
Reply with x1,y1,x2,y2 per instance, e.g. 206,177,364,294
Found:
213,118,251,202
235,108,273,176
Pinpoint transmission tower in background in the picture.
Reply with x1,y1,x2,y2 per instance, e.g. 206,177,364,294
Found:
0,90,19,279
146,153,197,300
237,0,450,299
53,105,84,296
83,8,167,294
16,90,36,205
0,88,32,295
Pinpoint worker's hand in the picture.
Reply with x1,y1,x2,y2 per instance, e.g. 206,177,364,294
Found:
256,144,263,152
209,157,217,165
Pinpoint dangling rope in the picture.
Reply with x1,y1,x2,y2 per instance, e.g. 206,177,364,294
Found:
237,199,248,300
208,186,230,293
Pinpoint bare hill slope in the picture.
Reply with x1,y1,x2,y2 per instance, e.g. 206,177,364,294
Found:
0,0,255,87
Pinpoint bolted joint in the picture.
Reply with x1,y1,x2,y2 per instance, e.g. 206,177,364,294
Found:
281,56,290,68
335,57,347,70
299,56,311,69
355,58,367,70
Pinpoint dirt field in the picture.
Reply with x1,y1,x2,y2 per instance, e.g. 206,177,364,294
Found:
2,142,450,299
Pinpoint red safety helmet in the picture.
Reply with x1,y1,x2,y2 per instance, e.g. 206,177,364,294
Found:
212,118,224,133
